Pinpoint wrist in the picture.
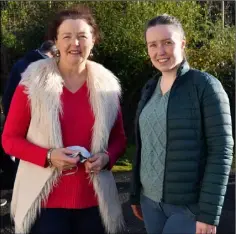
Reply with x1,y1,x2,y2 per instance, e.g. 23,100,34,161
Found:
47,148,54,168
102,153,110,170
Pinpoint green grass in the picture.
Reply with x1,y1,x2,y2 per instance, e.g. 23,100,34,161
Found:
112,145,135,172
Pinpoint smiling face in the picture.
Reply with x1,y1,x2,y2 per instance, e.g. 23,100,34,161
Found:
146,24,185,74
55,19,95,67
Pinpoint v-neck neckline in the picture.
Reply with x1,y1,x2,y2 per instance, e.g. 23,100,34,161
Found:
63,81,87,95
157,77,171,97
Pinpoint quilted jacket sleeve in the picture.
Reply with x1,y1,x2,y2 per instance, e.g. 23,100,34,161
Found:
197,75,234,226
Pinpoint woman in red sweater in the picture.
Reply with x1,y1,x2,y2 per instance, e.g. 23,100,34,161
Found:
2,5,126,234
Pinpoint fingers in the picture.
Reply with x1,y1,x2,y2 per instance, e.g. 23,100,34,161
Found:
196,228,202,234
62,165,77,171
85,154,103,173
86,153,109,173
211,227,216,234
87,154,100,162
131,205,143,221
84,161,91,173
196,222,216,234
206,228,211,234
63,155,80,164
50,148,80,170
84,161,100,174
62,148,76,155
206,226,216,234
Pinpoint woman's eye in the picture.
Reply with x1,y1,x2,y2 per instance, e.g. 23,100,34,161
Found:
149,44,156,48
165,41,173,45
63,36,70,39
79,35,87,39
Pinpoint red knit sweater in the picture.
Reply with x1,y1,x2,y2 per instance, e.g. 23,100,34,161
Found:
2,83,126,209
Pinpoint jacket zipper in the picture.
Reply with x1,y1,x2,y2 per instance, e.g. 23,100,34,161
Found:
162,79,178,203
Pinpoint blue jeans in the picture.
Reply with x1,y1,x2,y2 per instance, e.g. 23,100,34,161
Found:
140,195,196,234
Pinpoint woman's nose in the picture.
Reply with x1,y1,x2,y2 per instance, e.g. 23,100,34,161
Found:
157,45,165,55
73,39,80,46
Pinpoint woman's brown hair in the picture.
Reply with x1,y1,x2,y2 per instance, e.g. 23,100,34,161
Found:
47,5,100,44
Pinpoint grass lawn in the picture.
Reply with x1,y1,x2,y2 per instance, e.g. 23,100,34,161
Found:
112,145,135,172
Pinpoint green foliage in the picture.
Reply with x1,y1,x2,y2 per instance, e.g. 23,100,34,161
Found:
112,144,135,172
2,1,234,79
1,1,235,142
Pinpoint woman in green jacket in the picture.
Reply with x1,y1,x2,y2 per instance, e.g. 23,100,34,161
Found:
130,14,234,234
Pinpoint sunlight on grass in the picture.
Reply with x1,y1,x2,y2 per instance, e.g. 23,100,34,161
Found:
112,145,135,172
112,164,132,172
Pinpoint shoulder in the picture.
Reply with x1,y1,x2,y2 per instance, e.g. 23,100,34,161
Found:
141,77,158,97
12,85,29,102
21,58,56,77
86,60,121,94
188,68,227,102
11,58,26,74
24,50,44,62
188,68,222,87
20,58,58,87
143,78,158,89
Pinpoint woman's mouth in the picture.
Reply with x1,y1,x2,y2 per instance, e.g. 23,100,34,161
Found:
157,58,169,63
69,50,81,55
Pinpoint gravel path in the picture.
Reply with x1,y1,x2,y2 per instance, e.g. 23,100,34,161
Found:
0,172,235,234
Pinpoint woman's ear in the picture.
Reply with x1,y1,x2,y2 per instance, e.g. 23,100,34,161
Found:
92,37,95,47
182,39,186,49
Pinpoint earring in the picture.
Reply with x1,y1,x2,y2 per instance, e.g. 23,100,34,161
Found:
53,48,60,64
89,50,93,58
55,49,60,57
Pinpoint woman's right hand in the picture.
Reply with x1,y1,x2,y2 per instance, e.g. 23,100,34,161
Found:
131,205,143,221
50,148,80,171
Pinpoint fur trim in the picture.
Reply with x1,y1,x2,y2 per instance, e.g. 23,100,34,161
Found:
15,169,61,234
21,58,64,149
92,171,125,233
87,61,125,233
86,61,121,154
12,58,124,233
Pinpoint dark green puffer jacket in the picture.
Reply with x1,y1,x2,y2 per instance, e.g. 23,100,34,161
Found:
130,61,234,226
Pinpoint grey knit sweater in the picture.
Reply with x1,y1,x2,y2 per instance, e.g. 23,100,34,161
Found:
139,78,170,202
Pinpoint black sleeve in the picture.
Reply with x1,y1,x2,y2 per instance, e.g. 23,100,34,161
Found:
2,63,24,117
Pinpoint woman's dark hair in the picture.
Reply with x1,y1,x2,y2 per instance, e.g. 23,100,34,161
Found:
47,5,100,44
145,14,185,40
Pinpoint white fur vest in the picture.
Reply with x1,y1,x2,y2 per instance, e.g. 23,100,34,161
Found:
11,58,125,233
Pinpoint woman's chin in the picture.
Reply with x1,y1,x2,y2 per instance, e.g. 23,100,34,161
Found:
68,57,86,66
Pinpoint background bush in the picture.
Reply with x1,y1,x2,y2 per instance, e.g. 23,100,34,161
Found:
1,1,235,142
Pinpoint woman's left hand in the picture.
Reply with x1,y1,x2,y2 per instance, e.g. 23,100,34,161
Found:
196,221,216,234
84,153,109,174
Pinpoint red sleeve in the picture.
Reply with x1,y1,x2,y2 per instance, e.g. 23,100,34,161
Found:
106,108,127,169
1,85,48,167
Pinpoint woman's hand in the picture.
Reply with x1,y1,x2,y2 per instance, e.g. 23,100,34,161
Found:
131,205,143,221
84,153,109,174
196,221,216,234
50,148,80,170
